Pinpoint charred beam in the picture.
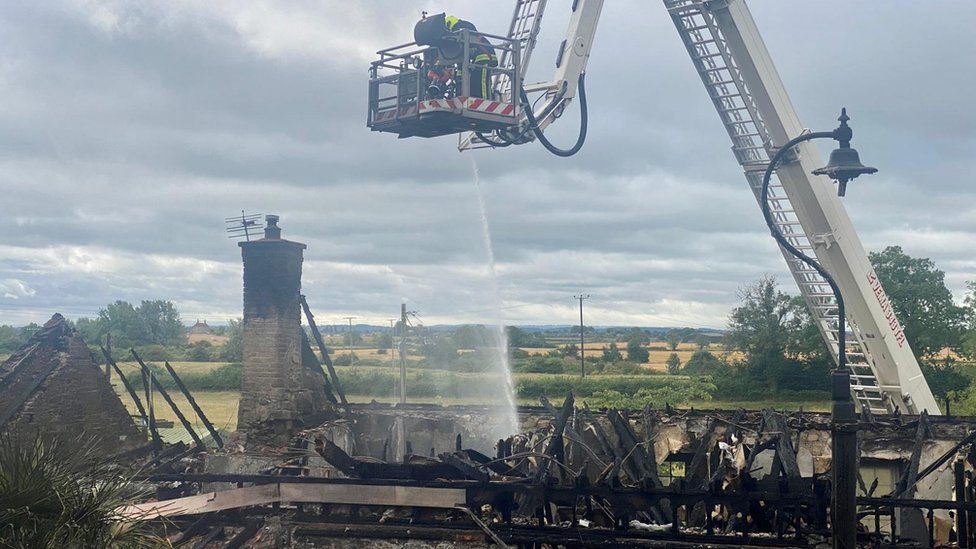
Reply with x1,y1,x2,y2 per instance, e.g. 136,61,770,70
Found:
163,361,224,448
100,346,148,425
301,295,347,405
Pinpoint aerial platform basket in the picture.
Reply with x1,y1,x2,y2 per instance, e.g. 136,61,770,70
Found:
367,30,522,139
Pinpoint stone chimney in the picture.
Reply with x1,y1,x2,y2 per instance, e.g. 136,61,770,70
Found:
237,215,328,441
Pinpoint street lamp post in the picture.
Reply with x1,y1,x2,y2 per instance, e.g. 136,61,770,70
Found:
758,108,877,549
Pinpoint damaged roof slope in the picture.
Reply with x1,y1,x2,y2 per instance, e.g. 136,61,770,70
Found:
0,313,144,454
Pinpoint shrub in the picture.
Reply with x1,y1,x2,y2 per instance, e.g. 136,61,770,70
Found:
584,379,716,409
133,344,174,361
600,361,646,375
0,433,161,547
513,357,565,374
185,341,215,362
133,362,242,392
514,374,698,400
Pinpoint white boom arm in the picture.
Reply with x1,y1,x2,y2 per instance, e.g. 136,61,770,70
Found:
459,0,604,150
664,0,938,414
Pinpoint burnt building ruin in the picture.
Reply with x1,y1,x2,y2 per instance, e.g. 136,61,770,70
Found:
7,215,972,547
132,401,976,547
0,314,144,456
237,215,331,445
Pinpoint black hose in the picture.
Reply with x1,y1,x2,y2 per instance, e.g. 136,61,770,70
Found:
518,72,588,157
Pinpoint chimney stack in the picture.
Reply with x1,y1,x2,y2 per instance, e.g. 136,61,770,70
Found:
237,215,327,442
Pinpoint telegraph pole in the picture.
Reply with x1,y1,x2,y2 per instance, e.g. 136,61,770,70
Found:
574,294,589,379
394,305,408,462
343,316,356,344
388,319,397,374
398,305,408,405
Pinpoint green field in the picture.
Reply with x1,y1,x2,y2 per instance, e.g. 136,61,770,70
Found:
110,361,830,444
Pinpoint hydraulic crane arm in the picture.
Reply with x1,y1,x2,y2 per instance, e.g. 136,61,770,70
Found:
664,0,938,414
459,0,604,151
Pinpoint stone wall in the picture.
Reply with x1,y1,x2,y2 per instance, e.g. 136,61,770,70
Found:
237,216,329,444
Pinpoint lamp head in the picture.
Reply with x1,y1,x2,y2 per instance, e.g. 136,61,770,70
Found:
811,108,878,196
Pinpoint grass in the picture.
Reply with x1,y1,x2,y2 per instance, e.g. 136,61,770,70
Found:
105,358,831,443
689,399,830,412
112,387,239,444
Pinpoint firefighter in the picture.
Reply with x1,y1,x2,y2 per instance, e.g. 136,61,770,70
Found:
414,13,497,99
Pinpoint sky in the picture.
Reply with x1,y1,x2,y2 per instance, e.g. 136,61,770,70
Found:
1,0,974,329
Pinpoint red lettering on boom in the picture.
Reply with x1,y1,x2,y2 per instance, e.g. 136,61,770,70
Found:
867,270,906,348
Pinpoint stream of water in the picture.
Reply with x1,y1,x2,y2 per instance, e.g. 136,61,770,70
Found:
470,156,520,439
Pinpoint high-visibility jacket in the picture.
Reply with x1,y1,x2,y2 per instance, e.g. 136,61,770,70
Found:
444,15,497,66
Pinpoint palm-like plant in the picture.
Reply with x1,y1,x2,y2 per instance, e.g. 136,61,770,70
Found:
0,433,166,548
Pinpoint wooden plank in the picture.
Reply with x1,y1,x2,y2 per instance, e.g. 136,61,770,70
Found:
120,482,468,519
163,361,223,448
150,369,205,450
761,409,801,479
130,350,163,453
300,332,337,405
898,410,931,497
223,520,263,549
686,419,719,490
300,295,348,404
101,346,149,424
534,393,574,482
608,409,658,485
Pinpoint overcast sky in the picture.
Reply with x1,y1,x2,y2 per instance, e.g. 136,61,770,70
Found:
1,0,974,329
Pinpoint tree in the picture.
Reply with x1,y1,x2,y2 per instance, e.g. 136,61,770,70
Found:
666,353,681,375
74,317,102,346
559,343,579,358
683,350,725,376
0,325,26,353
96,301,146,347
344,330,363,346
922,357,969,403
424,336,459,367
626,336,649,363
725,276,821,392
453,325,494,349
218,319,243,362
602,342,623,362
506,326,547,348
137,300,185,345
376,332,394,349
694,335,710,350
869,246,967,358
665,330,681,351
84,300,185,348
962,282,976,359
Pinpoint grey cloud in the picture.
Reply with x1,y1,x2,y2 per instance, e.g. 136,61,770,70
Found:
0,0,974,326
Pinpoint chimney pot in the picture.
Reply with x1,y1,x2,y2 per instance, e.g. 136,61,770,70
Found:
264,214,281,240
